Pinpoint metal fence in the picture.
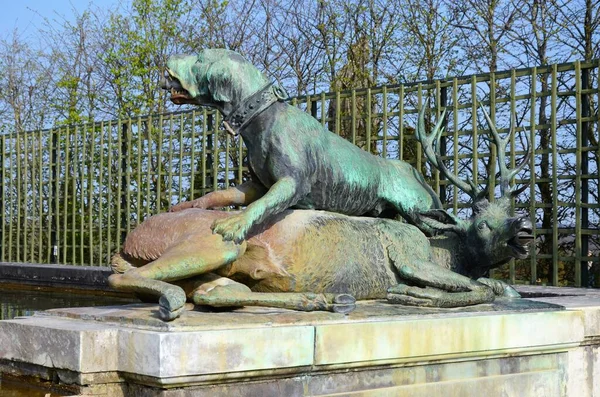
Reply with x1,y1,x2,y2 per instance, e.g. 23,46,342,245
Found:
1,60,599,287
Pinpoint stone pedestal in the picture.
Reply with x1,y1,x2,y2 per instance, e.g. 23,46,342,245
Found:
1,287,599,396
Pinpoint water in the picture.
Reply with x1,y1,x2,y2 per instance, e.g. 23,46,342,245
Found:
0,286,137,395
0,286,137,320
0,378,68,396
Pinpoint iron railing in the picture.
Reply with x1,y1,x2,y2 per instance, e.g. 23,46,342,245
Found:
1,60,599,287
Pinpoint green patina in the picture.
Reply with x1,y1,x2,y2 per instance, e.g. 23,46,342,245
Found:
108,58,536,319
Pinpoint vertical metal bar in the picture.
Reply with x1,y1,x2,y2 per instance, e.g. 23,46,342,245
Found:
433,82,441,197
237,128,243,185
509,69,517,285
8,130,14,261
190,111,197,197
489,72,497,202
79,124,86,264
20,131,26,261
382,86,388,159
116,120,123,255
62,127,70,263
54,128,62,263
98,121,105,264
551,64,559,286
366,88,372,154
38,128,43,262
28,131,35,262
452,78,459,214
136,117,142,226
125,119,132,237
416,85,423,172
0,135,5,261
225,130,231,193
71,126,78,264
202,110,208,196
321,92,327,126
178,113,184,202
145,117,152,217
167,116,174,210
580,61,591,287
351,89,357,146
157,115,164,212
471,76,479,200
529,67,538,284
439,84,448,205
106,121,112,264
399,85,405,161
335,91,340,135
213,112,220,191
88,123,94,266
574,60,583,287
15,131,23,262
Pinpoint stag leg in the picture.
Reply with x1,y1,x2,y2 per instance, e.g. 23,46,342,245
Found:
387,260,495,307
108,234,246,321
185,274,356,314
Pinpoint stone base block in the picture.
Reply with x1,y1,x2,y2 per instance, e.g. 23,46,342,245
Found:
1,287,599,396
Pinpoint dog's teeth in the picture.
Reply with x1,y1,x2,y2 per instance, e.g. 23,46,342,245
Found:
171,88,176,95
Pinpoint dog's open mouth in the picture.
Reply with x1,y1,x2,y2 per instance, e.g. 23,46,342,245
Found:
507,229,535,258
170,87,192,104
160,72,192,104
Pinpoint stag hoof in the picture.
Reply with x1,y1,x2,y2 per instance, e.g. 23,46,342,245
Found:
157,288,187,321
158,304,186,321
330,294,356,314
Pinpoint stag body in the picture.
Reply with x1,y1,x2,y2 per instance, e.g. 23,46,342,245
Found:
110,206,531,320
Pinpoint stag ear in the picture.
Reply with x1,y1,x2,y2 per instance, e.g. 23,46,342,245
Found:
417,209,465,235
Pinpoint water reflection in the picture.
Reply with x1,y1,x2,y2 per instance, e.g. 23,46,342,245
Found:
0,378,68,396
0,288,137,320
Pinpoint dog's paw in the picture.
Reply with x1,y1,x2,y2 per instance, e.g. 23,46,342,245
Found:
170,198,207,212
211,213,251,243
386,284,441,307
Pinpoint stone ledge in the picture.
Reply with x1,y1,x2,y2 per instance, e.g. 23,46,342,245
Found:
0,262,114,291
1,287,599,396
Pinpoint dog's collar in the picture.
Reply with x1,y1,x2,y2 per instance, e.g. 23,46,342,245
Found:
223,83,286,136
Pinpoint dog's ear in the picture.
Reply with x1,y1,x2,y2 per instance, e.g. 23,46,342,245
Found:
205,61,234,103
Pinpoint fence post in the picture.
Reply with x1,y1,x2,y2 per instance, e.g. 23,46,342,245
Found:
0,134,4,261
206,113,214,191
439,86,448,205
50,129,59,263
120,122,128,245
581,66,591,287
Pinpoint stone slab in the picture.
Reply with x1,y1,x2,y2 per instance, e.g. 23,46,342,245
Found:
1,288,599,396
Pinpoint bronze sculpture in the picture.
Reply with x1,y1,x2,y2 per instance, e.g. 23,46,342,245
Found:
160,49,442,241
108,106,534,321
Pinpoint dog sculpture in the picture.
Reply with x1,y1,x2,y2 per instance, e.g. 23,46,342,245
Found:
108,110,534,321
160,49,442,242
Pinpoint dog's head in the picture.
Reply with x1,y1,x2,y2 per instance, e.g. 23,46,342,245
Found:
160,49,270,113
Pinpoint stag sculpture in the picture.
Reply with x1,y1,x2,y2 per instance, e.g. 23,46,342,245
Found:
108,108,534,321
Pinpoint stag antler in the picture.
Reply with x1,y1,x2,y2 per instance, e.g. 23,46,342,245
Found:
416,107,485,202
480,107,531,198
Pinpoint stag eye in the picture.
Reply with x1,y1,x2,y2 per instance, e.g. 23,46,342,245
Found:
478,221,489,230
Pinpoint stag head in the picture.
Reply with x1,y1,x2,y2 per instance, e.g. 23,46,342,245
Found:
415,106,535,278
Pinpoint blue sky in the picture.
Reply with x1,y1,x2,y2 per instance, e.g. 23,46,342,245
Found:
2,0,118,39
